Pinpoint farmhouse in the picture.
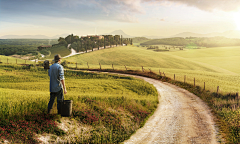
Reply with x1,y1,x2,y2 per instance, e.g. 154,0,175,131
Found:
81,35,104,39
37,45,52,51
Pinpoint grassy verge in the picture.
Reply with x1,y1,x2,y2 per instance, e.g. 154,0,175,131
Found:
0,64,158,143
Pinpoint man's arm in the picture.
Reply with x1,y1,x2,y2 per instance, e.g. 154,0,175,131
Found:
61,79,67,94
59,65,67,94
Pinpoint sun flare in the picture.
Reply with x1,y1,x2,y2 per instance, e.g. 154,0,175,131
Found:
234,12,240,30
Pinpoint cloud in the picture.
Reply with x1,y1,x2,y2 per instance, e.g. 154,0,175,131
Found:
143,0,240,12
1,0,239,25
0,0,141,23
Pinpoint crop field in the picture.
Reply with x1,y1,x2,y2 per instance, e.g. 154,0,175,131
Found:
65,45,240,94
0,64,158,143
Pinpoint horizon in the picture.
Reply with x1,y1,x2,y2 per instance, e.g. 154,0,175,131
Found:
1,0,240,37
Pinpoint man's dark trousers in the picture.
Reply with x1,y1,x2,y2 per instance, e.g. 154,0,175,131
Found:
48,88,64,114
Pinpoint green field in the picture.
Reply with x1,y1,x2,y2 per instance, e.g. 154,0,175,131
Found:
0,64,158,143
45,45,71,59
64,45,240,94
0,55,34,64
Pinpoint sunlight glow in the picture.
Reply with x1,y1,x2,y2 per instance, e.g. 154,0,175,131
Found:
234,11,240,30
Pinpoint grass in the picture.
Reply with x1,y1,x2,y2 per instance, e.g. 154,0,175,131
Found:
0,64,158,143
45,45,71,59
0,55,34,65
64,45,240,94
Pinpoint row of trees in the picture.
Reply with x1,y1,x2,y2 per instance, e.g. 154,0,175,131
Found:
57,34,133,52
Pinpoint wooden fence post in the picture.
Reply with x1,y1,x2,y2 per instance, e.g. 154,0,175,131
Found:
159,69,161,75
87,62,89,70
184,75,186,83
99,63,101,70
236,92,239,106
142,66,144,72
217,86,219,93
148,68,151,73
194,78,195,87
16,59,17,64
204,82,205,90
124,65,127,70
174,74,175,80
112,64,114,70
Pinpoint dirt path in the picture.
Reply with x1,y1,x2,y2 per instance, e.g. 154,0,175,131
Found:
104,74,222,144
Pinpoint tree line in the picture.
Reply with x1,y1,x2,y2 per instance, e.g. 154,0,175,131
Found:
56,34,133,52
0,39,58,56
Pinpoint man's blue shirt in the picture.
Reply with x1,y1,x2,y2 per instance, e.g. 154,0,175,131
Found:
48,62,65,92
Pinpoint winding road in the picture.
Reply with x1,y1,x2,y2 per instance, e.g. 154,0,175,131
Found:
102,74,223,144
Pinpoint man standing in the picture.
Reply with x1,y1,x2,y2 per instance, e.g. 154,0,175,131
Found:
48,54,67,114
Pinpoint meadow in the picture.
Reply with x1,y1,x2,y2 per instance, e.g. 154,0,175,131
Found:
0,64,158,143
65,45,240,94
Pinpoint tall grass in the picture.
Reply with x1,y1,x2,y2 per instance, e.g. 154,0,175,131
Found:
0,64,158,143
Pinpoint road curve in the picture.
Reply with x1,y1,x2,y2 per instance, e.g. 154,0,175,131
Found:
109,74,222,144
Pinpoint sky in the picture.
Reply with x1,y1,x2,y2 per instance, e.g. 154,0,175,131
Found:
1,0,240,37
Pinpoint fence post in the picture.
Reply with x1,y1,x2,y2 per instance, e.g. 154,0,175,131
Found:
7,58,8,64
142,66,144,72
174,74,175,80
35,59,36,64
16,59,17,64
124,65,127,70
99,63,101,70
112,64,114,70
236,92,239,106
204,82,205,90
194,78,195,87
159,69,160,75
76,62,77,69
87,62,89,70
184,75,186,83
217,86,219,93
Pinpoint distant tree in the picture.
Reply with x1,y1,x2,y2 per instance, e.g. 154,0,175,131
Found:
58,37,65,42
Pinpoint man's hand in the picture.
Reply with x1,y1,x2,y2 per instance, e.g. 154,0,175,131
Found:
64,89,67,94
61,79,67,95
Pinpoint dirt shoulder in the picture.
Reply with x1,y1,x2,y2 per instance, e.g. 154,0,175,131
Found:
104,74,223,144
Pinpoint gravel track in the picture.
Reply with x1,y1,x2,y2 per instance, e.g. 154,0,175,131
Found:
111,74,222,144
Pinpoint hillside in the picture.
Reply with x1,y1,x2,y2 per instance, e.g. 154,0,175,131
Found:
64,45,240,93
45,45,71,59
140,37,240,47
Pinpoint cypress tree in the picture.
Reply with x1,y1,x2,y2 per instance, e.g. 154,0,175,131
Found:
104,36,106,49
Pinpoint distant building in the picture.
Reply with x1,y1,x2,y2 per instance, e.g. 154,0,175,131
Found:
81,35,104,39
37,45,52,51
